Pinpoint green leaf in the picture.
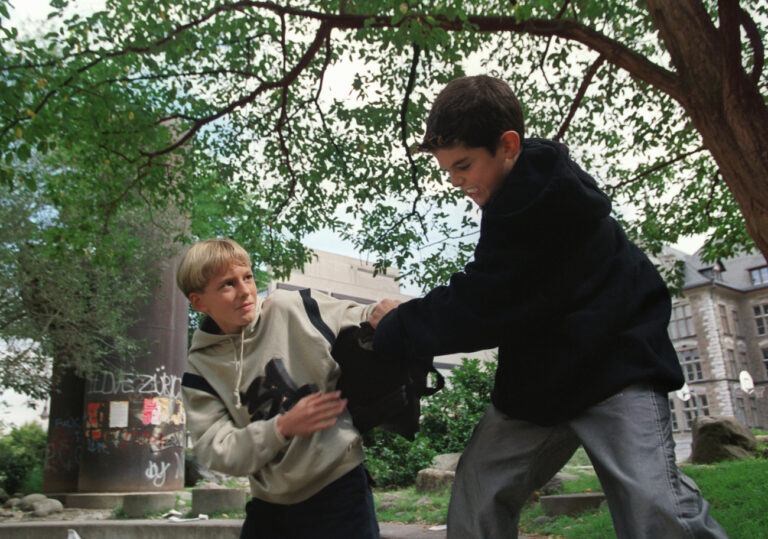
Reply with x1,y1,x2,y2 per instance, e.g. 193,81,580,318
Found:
22,174,37,191
16,143,31,162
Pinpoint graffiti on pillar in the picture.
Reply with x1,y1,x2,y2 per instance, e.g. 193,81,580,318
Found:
145,458,172,487
86,367,182,399
45,415,83,472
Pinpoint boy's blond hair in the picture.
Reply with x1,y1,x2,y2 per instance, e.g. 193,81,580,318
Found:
176,238,251,298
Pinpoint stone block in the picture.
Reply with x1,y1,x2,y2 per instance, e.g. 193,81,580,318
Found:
690,415,758,464
414,469,455,493
540,492,605,517
121,492,177,518
31,498,63,517
191,488,246,516
65,492,125,509
17,494,48,512
431,453,462,472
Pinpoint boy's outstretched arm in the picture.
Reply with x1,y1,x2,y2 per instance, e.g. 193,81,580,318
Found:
277,391,348,437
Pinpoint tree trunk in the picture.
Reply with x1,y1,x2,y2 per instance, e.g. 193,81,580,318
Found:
646,0,768,260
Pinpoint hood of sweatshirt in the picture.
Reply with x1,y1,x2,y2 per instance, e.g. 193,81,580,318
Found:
483,137,611,229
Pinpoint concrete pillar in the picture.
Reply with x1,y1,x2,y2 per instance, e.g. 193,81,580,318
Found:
42,365,85,493
77,251,188,492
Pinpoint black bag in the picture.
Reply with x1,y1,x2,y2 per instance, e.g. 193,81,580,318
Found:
298,288,444,440
332,322,444,440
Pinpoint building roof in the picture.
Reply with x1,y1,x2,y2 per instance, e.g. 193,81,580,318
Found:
663,247,768,292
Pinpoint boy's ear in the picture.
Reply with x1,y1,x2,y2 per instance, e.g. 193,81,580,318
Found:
499,130,521,158
189,292,207,314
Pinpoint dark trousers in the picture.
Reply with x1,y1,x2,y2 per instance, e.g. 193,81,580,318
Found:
447,385,727,539
240,464,380,539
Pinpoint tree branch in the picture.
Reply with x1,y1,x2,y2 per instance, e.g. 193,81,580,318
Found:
144,21,333,161
554,53,605,142
736,3,764,85
400,44,423,205
606,145,706,195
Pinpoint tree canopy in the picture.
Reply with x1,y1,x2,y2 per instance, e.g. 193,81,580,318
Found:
1,0,766,291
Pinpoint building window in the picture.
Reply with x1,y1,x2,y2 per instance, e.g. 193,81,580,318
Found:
750,265,768,285
683,394,710,429
669,399,679,431
754,304,768,335
732,309,742,337
718,305,731,335
763,348,768,378
678,348,703,382
670,304,695,339
726,349,736,379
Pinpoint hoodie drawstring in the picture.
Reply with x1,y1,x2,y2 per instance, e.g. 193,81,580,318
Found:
234,328,244,407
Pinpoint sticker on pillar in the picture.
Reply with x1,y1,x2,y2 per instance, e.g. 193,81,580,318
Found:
142,398,158,425
86,402,107,428
142,397,171,425
171,399,185,425
109,401,129,428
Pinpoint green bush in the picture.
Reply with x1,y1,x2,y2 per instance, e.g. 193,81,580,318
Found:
363,357,495,487
418,357,495,454
364,429,436,487
0,422,47,494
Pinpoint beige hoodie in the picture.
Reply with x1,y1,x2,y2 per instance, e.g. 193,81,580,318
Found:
182,289,375,504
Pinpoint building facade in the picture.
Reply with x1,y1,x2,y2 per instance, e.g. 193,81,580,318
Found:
664,249,768,433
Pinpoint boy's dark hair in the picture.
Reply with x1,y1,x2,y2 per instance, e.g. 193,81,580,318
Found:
417,75,525,155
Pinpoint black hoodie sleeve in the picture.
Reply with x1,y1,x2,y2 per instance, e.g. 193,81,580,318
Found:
373,139,614,361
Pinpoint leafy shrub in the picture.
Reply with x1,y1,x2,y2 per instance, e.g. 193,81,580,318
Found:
0,422,47,494
364,429,436,487
363,357,496,487
419,357,495,454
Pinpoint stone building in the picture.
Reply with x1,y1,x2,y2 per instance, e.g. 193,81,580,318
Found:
664,249,768,433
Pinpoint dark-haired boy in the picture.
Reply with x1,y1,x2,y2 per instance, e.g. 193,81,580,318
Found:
370,75,727,538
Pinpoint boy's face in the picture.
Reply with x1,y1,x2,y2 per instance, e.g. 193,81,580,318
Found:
189,263,259,334
433,130,520,208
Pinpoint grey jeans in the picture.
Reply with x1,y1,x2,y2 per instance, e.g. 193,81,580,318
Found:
447,384,728,539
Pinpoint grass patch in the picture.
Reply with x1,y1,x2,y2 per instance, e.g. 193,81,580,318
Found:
519,458,768,539
374,486,450,524
373,456,768,539
683,459,768,538
559,471,601,494
520,503,616,538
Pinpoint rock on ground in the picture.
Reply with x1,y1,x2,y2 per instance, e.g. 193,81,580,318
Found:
690,415,758,464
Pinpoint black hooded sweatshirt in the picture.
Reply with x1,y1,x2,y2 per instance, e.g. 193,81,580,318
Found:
373,138,684,426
